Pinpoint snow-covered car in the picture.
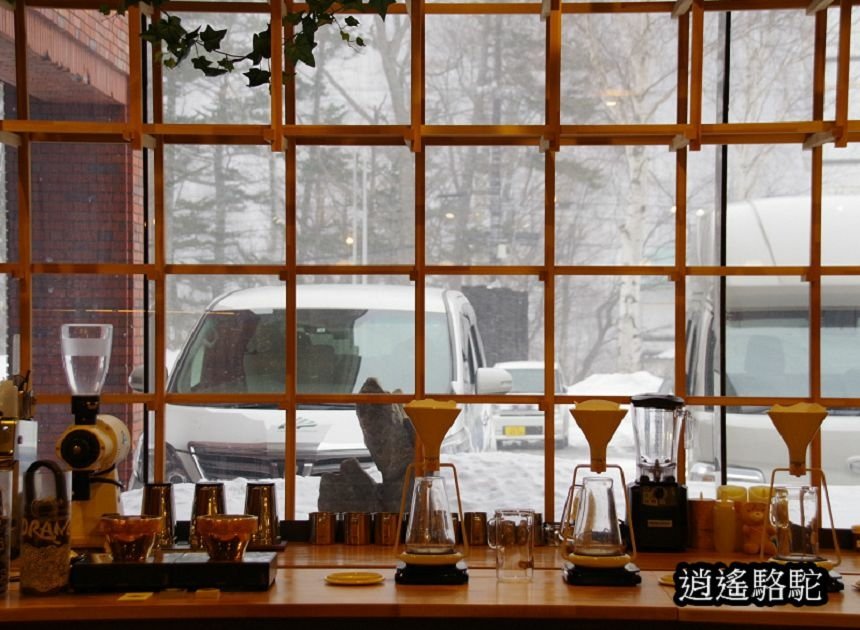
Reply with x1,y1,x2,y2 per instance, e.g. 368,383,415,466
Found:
491,361,570,449
132,283,511,484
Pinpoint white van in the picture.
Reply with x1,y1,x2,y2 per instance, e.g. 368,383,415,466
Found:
133,283,511,484
687,195,860,492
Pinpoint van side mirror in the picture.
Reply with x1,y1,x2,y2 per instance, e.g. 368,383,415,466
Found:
128,365,167,392
476,366,512,395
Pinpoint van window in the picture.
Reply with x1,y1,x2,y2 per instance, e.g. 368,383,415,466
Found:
171,308,454,396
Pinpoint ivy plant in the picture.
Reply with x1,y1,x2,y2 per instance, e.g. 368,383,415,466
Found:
103,0,396,87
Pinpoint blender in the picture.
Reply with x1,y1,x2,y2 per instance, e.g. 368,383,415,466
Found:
628,393,687,551
54,324,131,549
560,399,640,586
764,403,843,592
395,400,468,585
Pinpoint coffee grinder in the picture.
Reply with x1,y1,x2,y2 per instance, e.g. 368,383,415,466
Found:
561,399,640,586
54,324,131,549
763,402,843,592
628,393,687,551
0,374,37,558
395,400,468,585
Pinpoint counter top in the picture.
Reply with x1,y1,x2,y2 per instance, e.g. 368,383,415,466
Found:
1,546,858,629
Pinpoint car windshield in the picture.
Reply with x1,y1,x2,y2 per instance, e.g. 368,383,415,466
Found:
727,308,860,404
170,308,453,395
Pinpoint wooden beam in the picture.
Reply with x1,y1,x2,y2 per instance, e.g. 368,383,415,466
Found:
0,131,21,147
834,0,852,147
672,0,694,17
807,0,837,14
670,134,690,151
803,130,835,150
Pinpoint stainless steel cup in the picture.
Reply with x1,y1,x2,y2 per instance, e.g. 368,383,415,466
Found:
462,511,488,546
244,482,279,547
140,482,175,549
343,512,372,545
372,512,400,546
189,482,226,550
309,511,336,545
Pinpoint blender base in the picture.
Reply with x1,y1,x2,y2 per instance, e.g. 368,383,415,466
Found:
562,561,641,586
394,560,469,585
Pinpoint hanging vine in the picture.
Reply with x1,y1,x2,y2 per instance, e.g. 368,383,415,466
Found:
103,0,396,86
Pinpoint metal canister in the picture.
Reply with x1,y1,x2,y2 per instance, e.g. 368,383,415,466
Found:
20,460,70,595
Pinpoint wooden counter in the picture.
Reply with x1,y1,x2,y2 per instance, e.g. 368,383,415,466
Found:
1,545,858,629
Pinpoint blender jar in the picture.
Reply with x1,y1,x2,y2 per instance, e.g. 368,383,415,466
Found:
630,394,686,482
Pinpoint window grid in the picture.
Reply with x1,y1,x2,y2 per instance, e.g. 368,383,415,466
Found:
0,0,857,520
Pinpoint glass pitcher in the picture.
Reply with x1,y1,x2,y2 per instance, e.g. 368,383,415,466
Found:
404,475,457,555
571,477,625,557
771,485,820,562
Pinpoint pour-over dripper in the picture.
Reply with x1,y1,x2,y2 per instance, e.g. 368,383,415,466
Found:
396,400,469,584
767,402,827,477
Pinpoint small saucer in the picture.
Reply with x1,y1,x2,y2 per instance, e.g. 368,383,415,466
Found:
658,574,674,587
398,552,464,566
325,571,385,586
566,553,631,569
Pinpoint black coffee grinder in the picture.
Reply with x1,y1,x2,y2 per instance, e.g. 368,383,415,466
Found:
628,394,687,551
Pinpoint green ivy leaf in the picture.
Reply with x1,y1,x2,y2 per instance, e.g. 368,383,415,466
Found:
244,68,272,87
368,0,396,20
200,25,228,53
344,16,359,28
356,37,365,47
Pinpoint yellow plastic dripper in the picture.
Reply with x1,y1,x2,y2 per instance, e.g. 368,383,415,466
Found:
404,400,461,473
569,400,628,474
767,402,828,477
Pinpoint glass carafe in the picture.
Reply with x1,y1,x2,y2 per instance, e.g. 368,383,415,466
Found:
771,485,820,562
571,477,625,557
404,475,457,555
630,394,685,482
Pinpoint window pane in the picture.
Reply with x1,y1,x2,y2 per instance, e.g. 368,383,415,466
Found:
426,146,544,266
557,276,674,393
0,144,16,264
426,15,544,124
162,13,269,124
726,146,811,267
687,147,721,266
26,8,127,123
822,144,860,265
562,13,677,124
556,146,676,266
0,7,19,121
728,10,814,123
296,16,410,125
296,146,413,265
31,143,142,264
166,145,285,264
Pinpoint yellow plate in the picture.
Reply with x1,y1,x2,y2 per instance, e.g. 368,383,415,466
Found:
658,574,674,587
325,571,385,586
398,552,464,566
504,426,527,437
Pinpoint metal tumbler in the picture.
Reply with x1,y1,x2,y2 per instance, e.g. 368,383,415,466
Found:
244,482,279,547
141,482,176,550
189,482,226,550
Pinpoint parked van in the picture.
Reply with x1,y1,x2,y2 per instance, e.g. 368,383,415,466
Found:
133,283,511,484
686,195,860,491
